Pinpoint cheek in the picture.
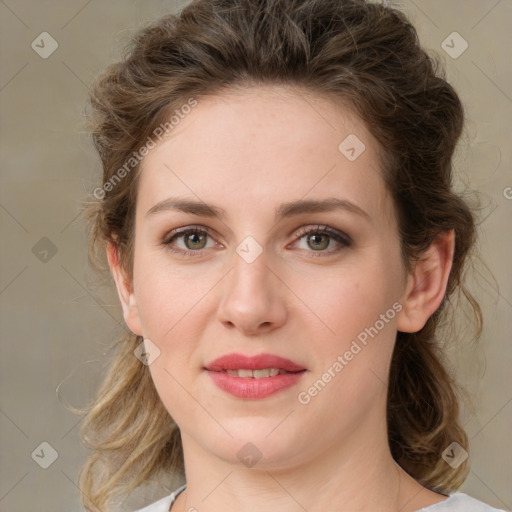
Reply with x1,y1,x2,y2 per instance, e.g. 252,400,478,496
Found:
132,250,212,341
306,259,400,343
296,272,398,425
297,253,401,404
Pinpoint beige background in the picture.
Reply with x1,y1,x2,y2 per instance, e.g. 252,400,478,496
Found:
0,1,510,511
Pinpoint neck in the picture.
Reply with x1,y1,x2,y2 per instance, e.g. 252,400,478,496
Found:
173,405,441,512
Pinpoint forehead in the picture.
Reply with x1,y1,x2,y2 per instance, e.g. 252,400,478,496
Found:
136,85,393,225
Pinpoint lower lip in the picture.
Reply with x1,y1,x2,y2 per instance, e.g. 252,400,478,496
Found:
206,370,306,399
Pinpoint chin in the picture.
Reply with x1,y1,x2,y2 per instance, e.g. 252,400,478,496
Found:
202,418,309,468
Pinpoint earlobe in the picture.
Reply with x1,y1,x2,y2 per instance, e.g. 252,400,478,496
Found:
106,241,143,336
396,230,455,333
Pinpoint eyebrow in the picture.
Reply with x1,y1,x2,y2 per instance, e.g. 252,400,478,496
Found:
145,196,370,222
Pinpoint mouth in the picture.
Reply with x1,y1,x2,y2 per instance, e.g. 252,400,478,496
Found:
224,368,293,378
204,353,307,399
205,352,306,374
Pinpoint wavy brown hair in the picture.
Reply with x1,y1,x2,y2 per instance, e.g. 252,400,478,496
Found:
77,0,482,510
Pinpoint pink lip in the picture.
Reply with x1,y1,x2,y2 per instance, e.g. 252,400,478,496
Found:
204,353,306,399
205,353,305,372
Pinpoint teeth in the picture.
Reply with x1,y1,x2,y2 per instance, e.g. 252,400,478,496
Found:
253,369,271,378
225,368,282,378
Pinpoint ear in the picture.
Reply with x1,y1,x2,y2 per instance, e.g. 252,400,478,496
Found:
106,241,143,336
396,230,455,333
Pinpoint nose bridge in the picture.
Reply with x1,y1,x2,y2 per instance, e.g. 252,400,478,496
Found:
217,240,287,334
231,243,270,297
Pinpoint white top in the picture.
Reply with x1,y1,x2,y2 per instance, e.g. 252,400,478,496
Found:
134,485,507,511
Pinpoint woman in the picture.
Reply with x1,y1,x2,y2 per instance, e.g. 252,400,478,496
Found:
79,0,505,511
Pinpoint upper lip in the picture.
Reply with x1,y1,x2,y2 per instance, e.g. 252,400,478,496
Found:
204,353,306,372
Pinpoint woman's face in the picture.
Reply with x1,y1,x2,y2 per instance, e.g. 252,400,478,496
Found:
123,86,410,468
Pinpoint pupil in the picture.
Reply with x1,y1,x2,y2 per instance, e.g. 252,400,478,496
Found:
309,234,328,250
187,233,205,249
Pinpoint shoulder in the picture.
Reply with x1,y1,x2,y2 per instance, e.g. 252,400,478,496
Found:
132,489,506,512
132,494,173,512
418,492,508,511
132,484,187,512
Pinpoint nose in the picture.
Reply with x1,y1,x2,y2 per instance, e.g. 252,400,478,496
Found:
216,247,288,336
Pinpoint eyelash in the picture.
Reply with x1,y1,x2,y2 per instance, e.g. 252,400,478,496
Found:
161,224,352,258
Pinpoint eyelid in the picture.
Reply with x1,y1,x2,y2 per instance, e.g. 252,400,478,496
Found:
293,224,352,246
161,224,216,244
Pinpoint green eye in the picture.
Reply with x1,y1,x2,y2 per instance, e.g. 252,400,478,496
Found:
162,224,351,258
162,226,216,257
293,225,352,256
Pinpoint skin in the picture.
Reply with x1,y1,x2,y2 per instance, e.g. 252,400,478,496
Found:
108,85,455,512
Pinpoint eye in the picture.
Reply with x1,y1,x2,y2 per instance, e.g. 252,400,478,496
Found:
162,224,351,258
291,225,351,256
162,225,219,257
